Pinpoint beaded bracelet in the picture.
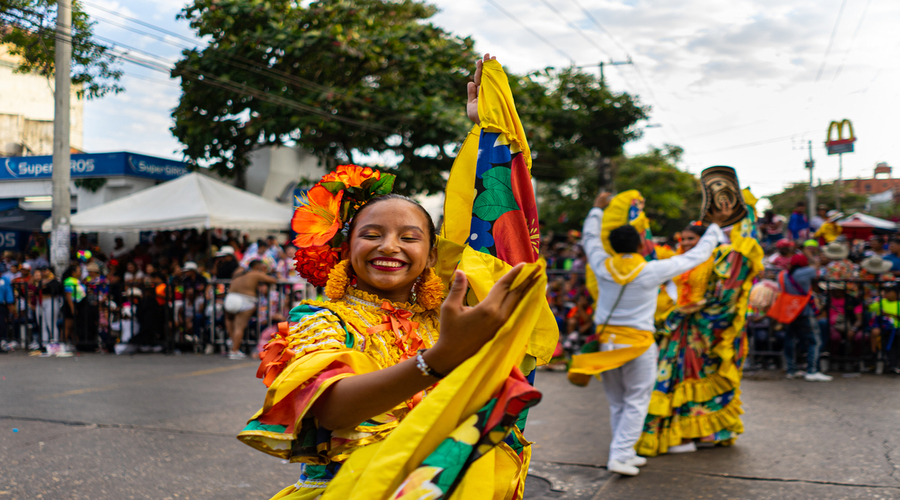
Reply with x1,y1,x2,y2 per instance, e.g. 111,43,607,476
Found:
415,349,446,379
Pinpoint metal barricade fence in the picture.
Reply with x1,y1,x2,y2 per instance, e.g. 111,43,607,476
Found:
9,278,317,354
8,270,896,373
750,278,899,375
544,271,899,374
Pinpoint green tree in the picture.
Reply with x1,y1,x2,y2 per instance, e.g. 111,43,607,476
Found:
765,182,866,217
171,0,476,190
512,67,648,181
0,0,122,98
615,146,701,237
538,146,700,238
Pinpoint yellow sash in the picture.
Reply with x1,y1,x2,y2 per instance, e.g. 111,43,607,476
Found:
605,254,647,285
568,325,654,386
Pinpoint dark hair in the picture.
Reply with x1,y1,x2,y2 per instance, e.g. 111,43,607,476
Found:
683,224,707,237
609,225,641,254
62,265,78,280
248,259,264,268
347,194,437,250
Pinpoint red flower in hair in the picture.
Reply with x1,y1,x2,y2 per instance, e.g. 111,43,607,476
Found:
293,244,342,287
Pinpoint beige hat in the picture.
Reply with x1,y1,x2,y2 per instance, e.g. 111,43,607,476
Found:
861,255,893,275
822,241,850,260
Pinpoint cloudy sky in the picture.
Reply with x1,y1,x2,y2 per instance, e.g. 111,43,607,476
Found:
82,0,900,203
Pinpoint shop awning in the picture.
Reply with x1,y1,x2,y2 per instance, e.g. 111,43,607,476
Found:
0,207,49,232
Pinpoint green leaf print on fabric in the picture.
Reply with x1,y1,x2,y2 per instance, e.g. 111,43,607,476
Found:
473,168,520,221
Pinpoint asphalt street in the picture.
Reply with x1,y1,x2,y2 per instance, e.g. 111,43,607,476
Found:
1,352,899,500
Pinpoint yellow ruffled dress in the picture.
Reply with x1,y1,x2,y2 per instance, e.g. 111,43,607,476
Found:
636,191,764,456
239,58,559,500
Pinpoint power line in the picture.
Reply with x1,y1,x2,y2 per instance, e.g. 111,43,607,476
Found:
815,0,849,83
484,0,575,63
564,0,671,129
831,0,873,83
536,0,611,59
80,0,400,116
567,0,630,57
691,130,819,155
51,24,398,134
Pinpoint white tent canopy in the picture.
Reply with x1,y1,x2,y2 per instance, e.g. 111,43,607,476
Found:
44,173,294,232
837,212,898,231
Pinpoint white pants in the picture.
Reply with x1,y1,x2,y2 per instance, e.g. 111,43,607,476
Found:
601,342,659,463
40,298,62,344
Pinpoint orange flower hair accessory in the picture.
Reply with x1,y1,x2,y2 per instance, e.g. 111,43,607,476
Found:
291,164,395,287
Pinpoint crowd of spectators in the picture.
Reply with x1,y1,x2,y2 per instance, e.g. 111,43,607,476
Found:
539,202,900,375
4,202,900,374
0,231,309,357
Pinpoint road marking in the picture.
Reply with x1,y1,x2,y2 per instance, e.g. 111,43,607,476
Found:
36,362,256,400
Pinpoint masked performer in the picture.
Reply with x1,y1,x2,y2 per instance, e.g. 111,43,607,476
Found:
637,171,764,456
568,189,732,476
238,55,558,500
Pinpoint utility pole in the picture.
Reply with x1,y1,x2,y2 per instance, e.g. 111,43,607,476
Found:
835,153,843,212
597,157,613,192
50,0,72,276
805,141,816,221
576,58,633,86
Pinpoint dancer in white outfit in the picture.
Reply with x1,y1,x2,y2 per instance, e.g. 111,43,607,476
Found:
571,191,732,476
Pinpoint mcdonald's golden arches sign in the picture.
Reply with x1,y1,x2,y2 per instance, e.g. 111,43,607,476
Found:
825,119,856,155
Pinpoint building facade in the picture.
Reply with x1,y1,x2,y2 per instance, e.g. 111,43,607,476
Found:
0,44,84,156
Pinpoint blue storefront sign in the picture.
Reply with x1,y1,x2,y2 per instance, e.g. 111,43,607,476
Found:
1,152,190,181
0,231,17,250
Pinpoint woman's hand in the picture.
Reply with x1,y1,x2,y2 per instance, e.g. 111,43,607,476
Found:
425,263,541,375
593,191,613,209
466,53,497,125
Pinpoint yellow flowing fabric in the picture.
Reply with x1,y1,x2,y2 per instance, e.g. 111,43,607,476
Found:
440,58,556,367
604,254,647,286
321,261,548,500
568,325,654,379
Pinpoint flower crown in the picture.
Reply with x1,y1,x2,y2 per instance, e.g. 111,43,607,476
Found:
291,165,396,287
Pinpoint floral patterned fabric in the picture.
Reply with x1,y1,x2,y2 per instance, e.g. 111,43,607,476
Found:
637,214,763,457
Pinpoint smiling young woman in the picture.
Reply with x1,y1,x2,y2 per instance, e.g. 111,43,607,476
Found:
238,55,550,500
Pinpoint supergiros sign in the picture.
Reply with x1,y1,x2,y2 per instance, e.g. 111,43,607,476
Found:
825,119,856,155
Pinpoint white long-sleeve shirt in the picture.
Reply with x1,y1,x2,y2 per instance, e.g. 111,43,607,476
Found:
582,207,724,332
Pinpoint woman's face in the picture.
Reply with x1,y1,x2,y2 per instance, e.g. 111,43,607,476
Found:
681,231,700,252
349,199,436,303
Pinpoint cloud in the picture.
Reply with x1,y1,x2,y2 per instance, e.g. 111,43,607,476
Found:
82,0,900,198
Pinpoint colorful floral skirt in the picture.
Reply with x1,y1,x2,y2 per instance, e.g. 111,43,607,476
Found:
636,311,747,457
